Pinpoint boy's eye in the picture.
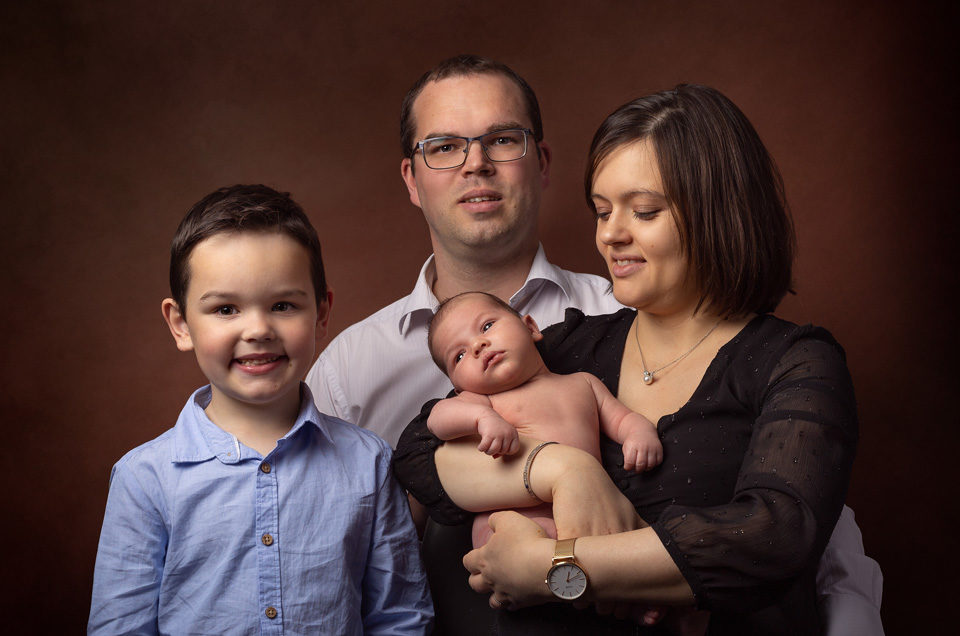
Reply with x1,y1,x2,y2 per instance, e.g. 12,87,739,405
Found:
481,321,494,332
272,301,294,312
215,305,237,316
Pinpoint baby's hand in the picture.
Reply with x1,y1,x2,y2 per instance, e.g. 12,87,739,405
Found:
476,414,519,458
621,428,663,473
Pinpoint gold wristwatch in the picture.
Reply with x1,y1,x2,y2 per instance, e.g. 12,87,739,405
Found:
545,538,588,600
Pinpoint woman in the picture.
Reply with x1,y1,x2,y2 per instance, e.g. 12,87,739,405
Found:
394,84,857,634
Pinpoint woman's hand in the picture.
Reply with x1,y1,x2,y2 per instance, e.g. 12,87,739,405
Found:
463,511,555,610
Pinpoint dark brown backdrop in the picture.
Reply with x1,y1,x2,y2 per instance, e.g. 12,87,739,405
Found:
2,1,956,632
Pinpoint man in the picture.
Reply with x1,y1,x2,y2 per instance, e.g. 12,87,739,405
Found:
306,55,622,449
306,55,883,635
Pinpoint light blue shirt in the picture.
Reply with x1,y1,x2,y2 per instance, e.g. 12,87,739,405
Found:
89,384,432,635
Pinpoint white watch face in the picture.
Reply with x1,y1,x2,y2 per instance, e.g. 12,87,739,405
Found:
547,563,587,600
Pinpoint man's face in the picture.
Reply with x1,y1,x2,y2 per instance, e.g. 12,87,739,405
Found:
401,73,551,263
432,294,544,395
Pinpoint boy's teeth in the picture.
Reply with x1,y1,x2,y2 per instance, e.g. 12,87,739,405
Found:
239,356,280,366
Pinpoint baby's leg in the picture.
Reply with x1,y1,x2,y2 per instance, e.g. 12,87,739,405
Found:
471,503,556,547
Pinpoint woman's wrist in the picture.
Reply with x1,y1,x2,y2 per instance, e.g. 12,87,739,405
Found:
526,443,605,503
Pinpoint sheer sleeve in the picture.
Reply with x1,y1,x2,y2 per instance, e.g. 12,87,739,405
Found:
650,327,859,612
392,397,472,525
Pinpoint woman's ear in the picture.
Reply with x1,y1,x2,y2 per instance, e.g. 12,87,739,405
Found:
161,298,194,352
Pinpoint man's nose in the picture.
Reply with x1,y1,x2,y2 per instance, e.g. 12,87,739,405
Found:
461,140,494,174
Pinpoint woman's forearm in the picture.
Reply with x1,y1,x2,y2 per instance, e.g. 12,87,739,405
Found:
464,512,694,607
435,436,548,511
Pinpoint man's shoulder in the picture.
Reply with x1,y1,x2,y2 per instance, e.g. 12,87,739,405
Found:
324,293,418,349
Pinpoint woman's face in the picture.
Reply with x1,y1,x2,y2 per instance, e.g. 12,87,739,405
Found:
592,140,696,315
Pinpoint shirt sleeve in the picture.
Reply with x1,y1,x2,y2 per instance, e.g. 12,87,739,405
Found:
88,459,167,635
818,506,885,635
362,446,434,634
650,330,859,612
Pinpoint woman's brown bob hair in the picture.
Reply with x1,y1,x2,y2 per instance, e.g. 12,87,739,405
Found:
585,84,795,318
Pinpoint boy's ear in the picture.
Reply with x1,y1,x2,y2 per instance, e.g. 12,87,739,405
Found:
522,314,543,342
161,298,194,352
315,289,334,341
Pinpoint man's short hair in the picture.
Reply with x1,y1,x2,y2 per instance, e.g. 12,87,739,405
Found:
585,84,795,318
169,184,327,315
427,291,521,373
400,54,544,157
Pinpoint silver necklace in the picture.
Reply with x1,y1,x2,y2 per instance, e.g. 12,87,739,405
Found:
634,318,723,385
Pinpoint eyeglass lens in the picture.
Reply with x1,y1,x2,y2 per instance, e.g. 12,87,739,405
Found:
422,129,527,169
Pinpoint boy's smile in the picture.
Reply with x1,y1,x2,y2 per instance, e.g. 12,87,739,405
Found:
163,231,328,423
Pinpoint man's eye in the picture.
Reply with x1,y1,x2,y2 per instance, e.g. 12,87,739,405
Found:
216,306,237,316
481,321,494,332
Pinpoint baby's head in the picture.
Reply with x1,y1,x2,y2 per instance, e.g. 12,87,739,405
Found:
161,184,331,414
428,291,544,394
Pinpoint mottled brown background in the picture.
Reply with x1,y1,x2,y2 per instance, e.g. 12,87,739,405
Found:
2,0,956,632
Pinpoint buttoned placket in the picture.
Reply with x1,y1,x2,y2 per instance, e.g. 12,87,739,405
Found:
256,451,283,634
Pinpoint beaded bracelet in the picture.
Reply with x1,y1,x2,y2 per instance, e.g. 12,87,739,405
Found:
522,441,558,502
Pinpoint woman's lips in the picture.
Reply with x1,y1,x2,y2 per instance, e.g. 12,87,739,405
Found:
609,257,646,278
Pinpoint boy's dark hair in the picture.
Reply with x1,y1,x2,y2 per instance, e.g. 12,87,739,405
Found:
427,291,520,373
585,84,795,318
169,184,326,315
400,54,544,158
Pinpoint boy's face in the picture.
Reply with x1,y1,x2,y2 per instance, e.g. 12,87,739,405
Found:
162,231,330,416
432,294,543,395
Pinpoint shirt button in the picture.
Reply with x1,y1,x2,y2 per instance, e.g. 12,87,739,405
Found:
265,606,278,619
261,533,274,546
260,462,271,474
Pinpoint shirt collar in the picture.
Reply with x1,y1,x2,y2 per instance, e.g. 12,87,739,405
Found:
397,244,572,336
170,383,333,464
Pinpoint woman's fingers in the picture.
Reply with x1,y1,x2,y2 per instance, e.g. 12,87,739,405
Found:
462,511,553,609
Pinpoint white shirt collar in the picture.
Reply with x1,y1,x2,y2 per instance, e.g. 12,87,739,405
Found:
396,244,574,335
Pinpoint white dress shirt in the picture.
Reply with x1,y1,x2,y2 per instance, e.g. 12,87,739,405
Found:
305,244,882,633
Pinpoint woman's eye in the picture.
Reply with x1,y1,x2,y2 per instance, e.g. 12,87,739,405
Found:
482,321,494,332
595,210,611,221
634,209,661,220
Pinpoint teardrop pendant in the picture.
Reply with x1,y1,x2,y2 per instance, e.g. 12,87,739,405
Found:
642,371,653,384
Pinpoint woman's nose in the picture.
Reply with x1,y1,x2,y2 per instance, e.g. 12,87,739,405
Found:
597,209,630,245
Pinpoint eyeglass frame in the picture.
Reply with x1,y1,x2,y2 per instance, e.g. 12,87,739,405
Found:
412,128,536,170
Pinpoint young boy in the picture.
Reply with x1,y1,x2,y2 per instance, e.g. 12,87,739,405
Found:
89,185,432,635
426,291,663,547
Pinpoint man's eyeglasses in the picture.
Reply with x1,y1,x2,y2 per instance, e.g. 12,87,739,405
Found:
414,128,534,170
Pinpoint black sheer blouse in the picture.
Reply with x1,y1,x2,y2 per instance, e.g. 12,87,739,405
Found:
394,309,858,633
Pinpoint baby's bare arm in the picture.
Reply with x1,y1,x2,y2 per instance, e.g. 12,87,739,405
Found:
428,391,519,457
584,374,663,472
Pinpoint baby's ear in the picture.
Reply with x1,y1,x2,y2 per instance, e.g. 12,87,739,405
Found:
521,314,543,342
161,298,194,352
